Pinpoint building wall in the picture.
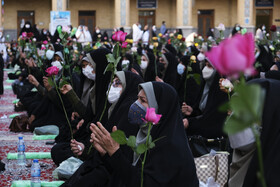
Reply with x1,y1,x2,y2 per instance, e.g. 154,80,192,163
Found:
69,0,114,29
192,0,232,28
4,0,51,30
129,0,174,28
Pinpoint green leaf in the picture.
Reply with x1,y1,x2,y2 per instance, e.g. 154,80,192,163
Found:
219,102,230,112
193,73,201,85
111,130,127,145
187,66,192,72
64,48,70,54
224,114,250,135
64,65,70,70
136,144,147,154
104,63,114,74
106,54,115,63
73,66,81,74
127,136,136,148
148,142,155,149
59,79,68,89
47,77,55,87
115,56,122,65
59,33,65,40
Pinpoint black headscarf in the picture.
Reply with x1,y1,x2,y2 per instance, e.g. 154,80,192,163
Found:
242,78,280,187
88,48,112,124
164,44,177,56
52,25,61,44
160,52,178,88
104,82,199,186
176,55,201,105
143,52,157,82
106,71,143,135
256,45,274,73
19,21,34,36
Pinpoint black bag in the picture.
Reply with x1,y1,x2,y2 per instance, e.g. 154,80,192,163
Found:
188,135,228,157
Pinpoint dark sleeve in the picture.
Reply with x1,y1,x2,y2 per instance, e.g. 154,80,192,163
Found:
35,84,46,96
103,149,142,187
65,89,87,117
46,88,63,110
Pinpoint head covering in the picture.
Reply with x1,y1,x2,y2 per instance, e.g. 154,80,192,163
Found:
160,52,178,88
164,44,177,56
88,48,112,124
143,52,156,82
133,82,199,186
256,45,274,73
54,51,65,62
176,55,201,104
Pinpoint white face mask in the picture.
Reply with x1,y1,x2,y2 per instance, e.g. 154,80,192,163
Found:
262,26,266,30
25,24,30,29
140,61,148,70
46,50,55,60
177,63,185,75
197,53,205,61
43,31,47,35
202,66,214,80
107,85,122,104
121,60,130,70
96,30,100,33
51,60,63,70
82,65,96,80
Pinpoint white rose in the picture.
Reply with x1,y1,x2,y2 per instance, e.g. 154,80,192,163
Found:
222,79,234,92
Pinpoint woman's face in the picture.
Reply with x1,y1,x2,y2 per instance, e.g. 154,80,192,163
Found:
112,77,123,94
54,55,62,62
137,89,149,108
141,55,148,64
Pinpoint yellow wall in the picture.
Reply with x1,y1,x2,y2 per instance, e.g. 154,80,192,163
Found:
4,0,51,30
69,0,114,29
192,0,233,28
129,0,175,28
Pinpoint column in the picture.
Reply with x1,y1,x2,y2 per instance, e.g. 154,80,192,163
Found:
0,0,2,28
52,0,67,11
237,0,254,33
115,0,130,32
176,0,193,37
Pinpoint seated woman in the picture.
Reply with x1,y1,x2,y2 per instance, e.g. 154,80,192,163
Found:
182,61,228,156
61,71,143,186
90,81,199,187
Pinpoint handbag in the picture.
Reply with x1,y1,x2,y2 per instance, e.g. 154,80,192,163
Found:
194,152,229,187
9,114,31,132
188,135,228,157
53,156,83,179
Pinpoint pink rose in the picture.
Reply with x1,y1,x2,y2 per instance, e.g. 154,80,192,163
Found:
112,31,127,42
22,32,27,38
144,108,162,125
41,45,46,50
205,33,255,77
43,40,48,45
45,66,59,76
120,42,128,48
119,32,127,42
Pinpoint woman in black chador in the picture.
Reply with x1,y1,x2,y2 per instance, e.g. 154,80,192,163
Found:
90,81,199,187
61,71,143,186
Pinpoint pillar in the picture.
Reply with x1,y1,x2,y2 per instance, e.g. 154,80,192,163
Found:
176,0,193,37
237,0,254,33
115,0,130,33
52,0,67,11
0,0,2,28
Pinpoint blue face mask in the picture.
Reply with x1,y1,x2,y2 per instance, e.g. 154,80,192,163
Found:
128,100,146,126
177,64,185,75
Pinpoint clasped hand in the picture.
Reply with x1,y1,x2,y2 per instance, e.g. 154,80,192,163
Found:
90,122,119,156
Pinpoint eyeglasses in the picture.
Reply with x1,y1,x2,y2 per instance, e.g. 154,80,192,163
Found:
112,79,122,87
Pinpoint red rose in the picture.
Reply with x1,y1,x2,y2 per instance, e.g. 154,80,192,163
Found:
27,32,34,38
270,25,277,32
46,66,59,76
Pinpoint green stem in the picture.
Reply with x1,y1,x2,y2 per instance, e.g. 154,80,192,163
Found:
251,125,267,187
53,77,73,140
88,43,119,155
153,49,158,76
141,123,152,187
